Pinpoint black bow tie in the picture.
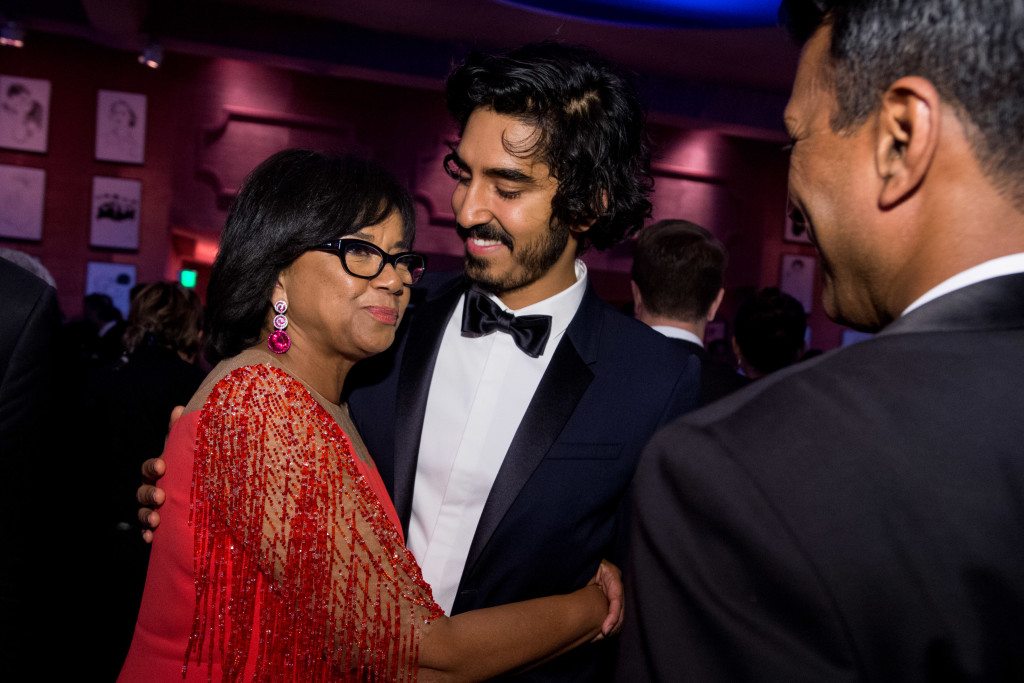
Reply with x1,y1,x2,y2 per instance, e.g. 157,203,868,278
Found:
461,288,552,358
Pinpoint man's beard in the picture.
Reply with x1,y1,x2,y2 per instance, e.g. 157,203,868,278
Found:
458,220,571,295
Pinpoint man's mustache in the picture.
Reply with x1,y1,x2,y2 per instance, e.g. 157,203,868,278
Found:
456,222,514,250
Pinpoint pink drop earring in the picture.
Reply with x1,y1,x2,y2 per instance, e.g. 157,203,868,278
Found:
268,299,291,354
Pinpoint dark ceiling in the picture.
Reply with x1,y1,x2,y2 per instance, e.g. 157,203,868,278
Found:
3,0,800,134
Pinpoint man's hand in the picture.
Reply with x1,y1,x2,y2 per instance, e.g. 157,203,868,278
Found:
588,559,624,640
137,405,182,543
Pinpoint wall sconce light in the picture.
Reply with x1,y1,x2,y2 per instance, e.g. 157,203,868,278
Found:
0,21,26,48
138,41,163,68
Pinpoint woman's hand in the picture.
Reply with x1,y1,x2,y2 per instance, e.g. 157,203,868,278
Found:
588,559,624,640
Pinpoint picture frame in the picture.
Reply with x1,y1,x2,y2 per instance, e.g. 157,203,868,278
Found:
0,75,51,153
779,253,816,313
0,164,45,241
95,90,146,164
85,261,136,318
90,176,141,250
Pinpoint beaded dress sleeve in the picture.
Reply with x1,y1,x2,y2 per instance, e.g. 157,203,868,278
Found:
185,364,443,681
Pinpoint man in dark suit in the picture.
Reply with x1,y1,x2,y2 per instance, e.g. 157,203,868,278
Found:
618,0,1024,679
345,43,700,679
630,219,749,404
0,257,60,670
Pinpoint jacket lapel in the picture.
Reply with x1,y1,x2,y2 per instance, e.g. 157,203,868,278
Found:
391,277,467,529
461,286,603,574
880,273,1024,337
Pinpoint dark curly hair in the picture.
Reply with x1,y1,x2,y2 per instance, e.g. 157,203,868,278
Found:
205,149,415,363
445,41,653,252
781,0,1024,208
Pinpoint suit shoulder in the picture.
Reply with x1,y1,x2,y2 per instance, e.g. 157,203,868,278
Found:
1,257,54,303
1,258,59,356
680,335,922,436
595,301,694,357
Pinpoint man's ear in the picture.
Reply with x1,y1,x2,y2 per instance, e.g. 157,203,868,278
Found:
706,288,725,322
630,280,644,318
875,76,941,209
569,189,610,236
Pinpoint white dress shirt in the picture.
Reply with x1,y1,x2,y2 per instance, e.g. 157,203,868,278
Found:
901,253,1024,316
408,261,588,614
651,324,704,347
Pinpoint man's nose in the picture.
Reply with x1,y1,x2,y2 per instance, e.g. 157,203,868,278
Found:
454,180,492,230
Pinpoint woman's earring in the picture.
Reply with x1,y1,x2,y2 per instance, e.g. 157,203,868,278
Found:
267,300,291,354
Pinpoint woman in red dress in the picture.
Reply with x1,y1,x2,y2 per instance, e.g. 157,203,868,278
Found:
119,150,618,682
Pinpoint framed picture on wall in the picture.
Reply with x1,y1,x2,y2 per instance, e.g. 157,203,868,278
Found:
0,75,51,153
0,164,45,241
85,261,136,318
95,90,146,164
90,176,141,250
779,253,816,313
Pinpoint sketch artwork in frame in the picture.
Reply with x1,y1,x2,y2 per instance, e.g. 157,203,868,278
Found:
95,90,146,164
85,261,136,318
90,176,141,250
0,164,45,241
0,75,51,153
779,253,816,313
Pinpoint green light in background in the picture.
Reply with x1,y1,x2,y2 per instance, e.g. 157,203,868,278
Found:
180,269,198,288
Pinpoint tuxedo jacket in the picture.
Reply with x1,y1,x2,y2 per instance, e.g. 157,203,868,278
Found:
672,338,749,406
347,273,700,613
618,273,1024,681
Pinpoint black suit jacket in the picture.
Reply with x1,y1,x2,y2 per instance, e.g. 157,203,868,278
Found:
0,259,60,670
347,273,700,679
618,273,1024,681
672,338,749,405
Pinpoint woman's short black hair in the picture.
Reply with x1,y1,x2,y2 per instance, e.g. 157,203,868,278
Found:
446,41,653,252
205,149,415,362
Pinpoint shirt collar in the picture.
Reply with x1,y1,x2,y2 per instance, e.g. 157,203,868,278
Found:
651,325,703,347
479,260,588,340
901,253,1024,316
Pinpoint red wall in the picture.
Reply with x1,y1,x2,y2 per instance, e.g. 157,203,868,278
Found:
0,34,843,348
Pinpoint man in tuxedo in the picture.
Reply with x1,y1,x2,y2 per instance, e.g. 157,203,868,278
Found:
631,219,748,404
344,43,699,679
618,0,1024,679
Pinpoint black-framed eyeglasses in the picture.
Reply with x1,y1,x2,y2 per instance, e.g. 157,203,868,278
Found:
317,238,427,286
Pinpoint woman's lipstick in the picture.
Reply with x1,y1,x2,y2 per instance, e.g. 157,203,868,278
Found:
366,306,399,325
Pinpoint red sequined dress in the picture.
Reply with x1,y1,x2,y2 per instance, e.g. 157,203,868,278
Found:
119,363,443,682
